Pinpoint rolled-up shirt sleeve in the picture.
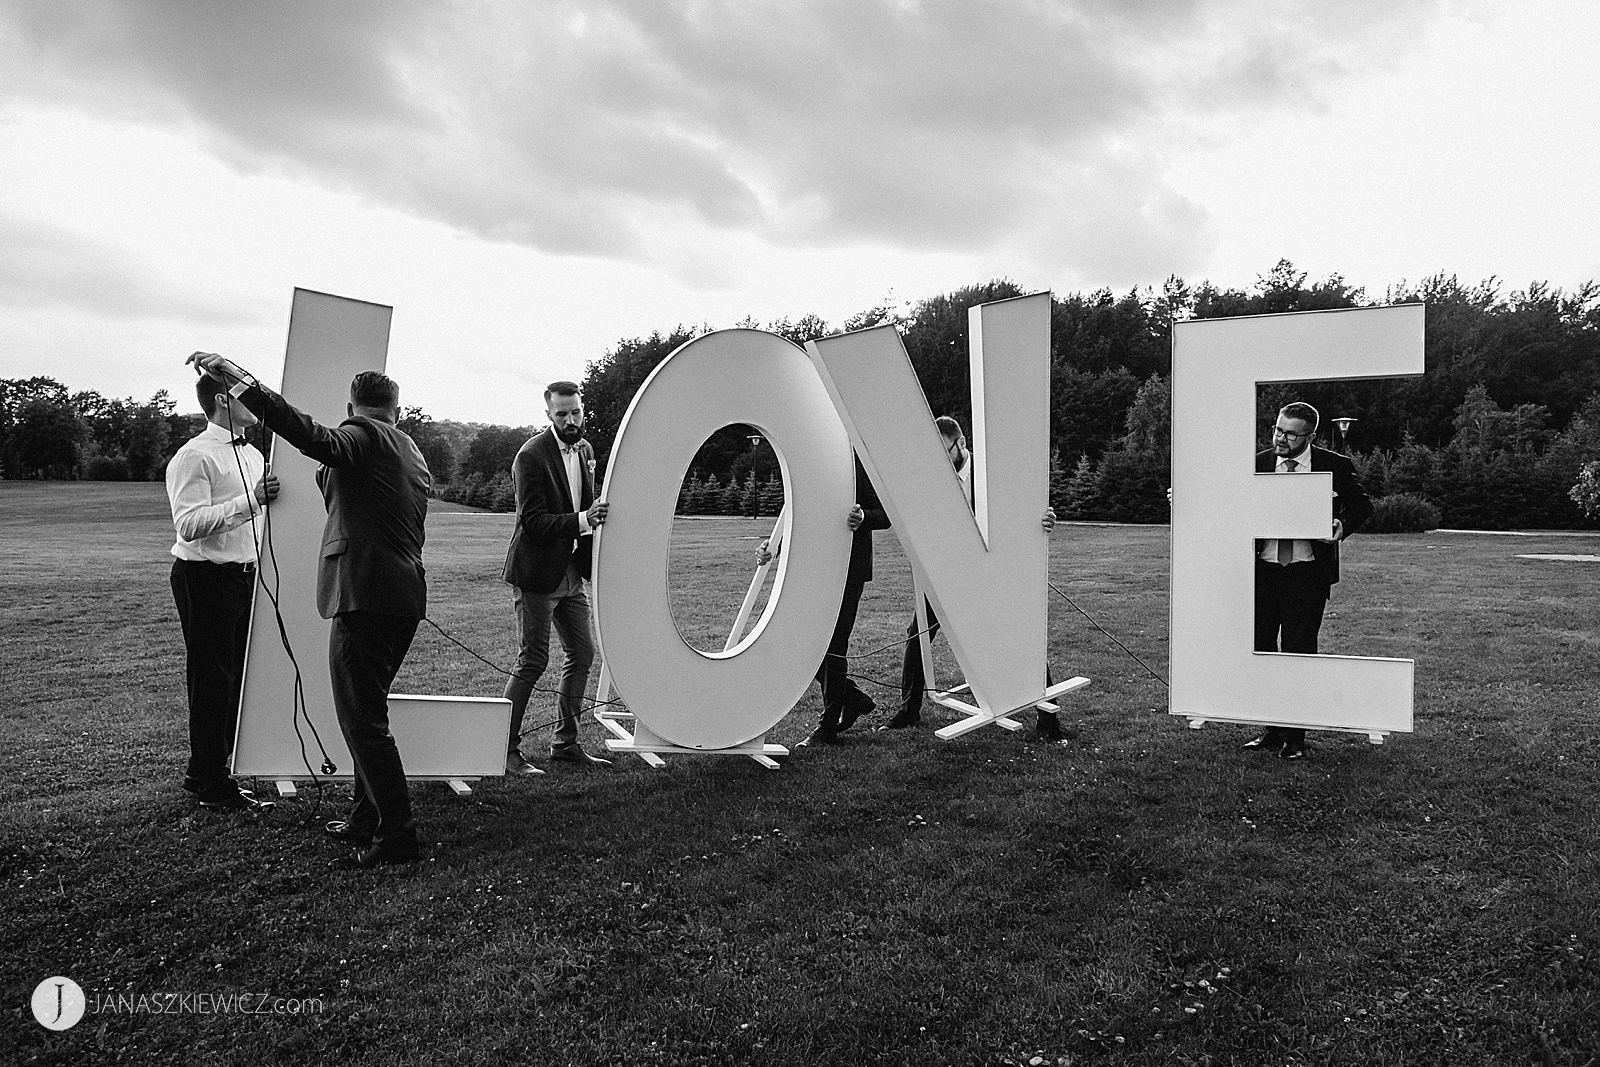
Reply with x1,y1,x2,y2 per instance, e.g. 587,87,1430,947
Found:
167,448,256,543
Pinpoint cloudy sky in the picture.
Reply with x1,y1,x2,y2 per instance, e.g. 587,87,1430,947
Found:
2,0,1596,426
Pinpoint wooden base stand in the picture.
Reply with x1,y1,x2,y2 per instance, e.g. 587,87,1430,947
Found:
1177,715,1388,745
932,677,1091,740
271,776,481,797
591,662,788,769
910,577,1090,740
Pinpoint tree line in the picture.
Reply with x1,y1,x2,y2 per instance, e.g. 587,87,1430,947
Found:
0,377,196,481
8,260,1599,530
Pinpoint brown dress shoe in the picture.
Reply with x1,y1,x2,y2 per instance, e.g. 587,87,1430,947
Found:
506,753,546,775
550,744,611,766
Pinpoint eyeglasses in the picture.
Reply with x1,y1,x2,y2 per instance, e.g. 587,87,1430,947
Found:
1272,426,1311,441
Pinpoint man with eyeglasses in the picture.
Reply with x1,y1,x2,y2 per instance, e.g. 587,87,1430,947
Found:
1247,401,1372,760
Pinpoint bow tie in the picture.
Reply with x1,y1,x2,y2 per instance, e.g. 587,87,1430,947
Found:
231,436,250,447
561,446,579,456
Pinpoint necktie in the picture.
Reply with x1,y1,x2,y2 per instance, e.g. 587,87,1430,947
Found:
1277,459,1298,564
563,447,582,510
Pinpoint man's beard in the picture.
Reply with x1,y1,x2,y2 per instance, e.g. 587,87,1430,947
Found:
555,422,584,444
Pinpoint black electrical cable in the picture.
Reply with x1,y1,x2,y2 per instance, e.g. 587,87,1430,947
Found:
220,383,332,828
1046,580,1168,688
835,587,1170,695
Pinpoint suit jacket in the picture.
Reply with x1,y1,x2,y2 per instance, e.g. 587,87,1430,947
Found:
846,457,891,586
242,385,431,620
1254,445,1372,589
502,428,596,593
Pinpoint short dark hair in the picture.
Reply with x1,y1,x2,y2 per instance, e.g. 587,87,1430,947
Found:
1279,402,1320,433
196,372,227,417
934,415,963,441
544,381,581,404
350,370,400,410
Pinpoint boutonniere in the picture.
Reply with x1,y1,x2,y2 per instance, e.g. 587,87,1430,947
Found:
586,458,597,476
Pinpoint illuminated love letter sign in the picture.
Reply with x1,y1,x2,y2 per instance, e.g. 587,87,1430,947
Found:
1169,304,1424,737
592,329,855,750
808,293,1062,733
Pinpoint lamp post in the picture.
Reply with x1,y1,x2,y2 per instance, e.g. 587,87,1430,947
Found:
745,432,764,518
1332,417,1357,453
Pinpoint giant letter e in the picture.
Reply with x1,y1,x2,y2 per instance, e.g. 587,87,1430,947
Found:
1169,304,1423,736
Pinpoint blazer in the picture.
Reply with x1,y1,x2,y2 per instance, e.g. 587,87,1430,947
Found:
845,456,891,586
1254,445,1372,589
502,428,595,593
243,385,431,620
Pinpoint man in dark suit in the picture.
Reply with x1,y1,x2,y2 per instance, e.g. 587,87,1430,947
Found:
1247,401,1373,761
187,352,431,867
882,416,1066,741
501,381,610,771
760,457,892,746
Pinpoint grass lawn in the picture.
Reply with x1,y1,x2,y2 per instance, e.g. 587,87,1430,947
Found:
2,480,1597,1066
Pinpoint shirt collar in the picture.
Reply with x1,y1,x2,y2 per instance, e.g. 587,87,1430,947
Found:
1281,444,1312,467
201,421,241,445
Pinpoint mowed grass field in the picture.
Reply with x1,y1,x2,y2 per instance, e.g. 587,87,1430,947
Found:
2,480,1597,1066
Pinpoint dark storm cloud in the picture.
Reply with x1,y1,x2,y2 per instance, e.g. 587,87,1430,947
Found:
0,0,1442,279
0,214,255,325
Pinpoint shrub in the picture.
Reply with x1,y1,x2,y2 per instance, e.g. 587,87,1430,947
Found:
486,471,515,512
1366,492,1441,533
1570,460,1600,519
84,454,130,481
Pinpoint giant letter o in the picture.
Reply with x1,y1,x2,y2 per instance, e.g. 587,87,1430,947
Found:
592,329,854,749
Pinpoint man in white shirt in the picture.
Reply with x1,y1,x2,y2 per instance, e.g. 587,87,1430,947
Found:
884,415,1066,741
166,372,279,811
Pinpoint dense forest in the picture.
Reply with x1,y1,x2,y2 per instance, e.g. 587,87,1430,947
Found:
6,261,1599,529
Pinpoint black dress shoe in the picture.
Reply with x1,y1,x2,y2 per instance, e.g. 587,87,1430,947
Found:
323,820,373,848
878,711,921,731
196,782,273,812
550,744,611,766
1243,728,1285,753
1035,711,1069,743
329,831,419,870
797,727,843,747
186,776,255,798
1279,738,1306,761
837,696,877,733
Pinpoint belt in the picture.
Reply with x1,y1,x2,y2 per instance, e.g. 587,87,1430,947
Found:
178,558,256,574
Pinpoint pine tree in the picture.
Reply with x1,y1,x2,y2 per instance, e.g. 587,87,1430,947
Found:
740,470,760,517
700,473,723,515
1048,446,1068,512
718,476,742,515
679,470,704,515
758,472,785,515
1060,455,1099,519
